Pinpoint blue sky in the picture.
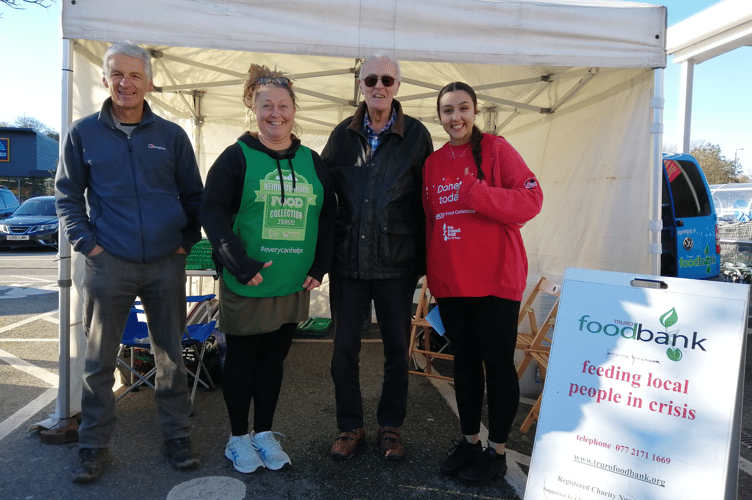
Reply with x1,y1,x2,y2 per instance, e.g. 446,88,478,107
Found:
1,0,750,171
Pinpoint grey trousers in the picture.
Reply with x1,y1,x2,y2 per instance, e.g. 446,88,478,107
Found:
78,250,192,448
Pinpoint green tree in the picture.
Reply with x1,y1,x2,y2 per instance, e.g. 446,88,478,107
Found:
690,141,742,184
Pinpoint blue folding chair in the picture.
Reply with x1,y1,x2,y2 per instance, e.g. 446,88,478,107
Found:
116,294,218,404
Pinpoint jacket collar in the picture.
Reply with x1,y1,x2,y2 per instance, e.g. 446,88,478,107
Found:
348,99,406,138
98,98,156,128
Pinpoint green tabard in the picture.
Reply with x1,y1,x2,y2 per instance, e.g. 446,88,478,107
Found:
223,142,322,297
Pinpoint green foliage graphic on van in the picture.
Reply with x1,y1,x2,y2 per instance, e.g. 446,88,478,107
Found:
705,244,711,274
678,250,716,273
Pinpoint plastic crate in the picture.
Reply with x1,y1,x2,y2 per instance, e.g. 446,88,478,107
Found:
296,317,332,336
186,239,215,270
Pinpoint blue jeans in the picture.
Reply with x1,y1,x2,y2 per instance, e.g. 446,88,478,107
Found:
78,250,192,448
329,275,415,431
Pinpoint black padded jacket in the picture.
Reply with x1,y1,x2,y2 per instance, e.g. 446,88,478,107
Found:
321,99,433,279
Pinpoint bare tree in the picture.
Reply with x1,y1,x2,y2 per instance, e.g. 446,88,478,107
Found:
3,116,59,142
0,0,51,18
1,0,51,9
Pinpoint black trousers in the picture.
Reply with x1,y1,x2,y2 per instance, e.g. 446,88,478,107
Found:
437,296,520,444
222,323,296,436
329,275,416,431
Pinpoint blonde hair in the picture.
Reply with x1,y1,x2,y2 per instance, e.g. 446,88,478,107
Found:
243,64,296,109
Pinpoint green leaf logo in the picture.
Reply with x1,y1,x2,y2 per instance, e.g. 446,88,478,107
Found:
704,244,710,256
660,307,678,328
667,347,682,362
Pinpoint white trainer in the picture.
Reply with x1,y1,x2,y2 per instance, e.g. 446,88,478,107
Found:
225,434,264,473
252,431,291,471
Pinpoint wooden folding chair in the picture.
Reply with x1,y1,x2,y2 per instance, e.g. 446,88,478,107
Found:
516,277,561,376
407,279,454,381
515,277,561,432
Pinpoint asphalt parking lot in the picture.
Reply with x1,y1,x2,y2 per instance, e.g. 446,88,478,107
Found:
0,248,750,499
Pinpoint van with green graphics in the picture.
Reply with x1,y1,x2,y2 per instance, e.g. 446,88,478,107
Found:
660,153,720,279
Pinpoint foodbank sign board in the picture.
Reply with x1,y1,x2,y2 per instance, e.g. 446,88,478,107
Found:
526,268,748,500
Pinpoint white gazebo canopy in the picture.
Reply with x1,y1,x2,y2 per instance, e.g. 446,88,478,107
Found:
51,0,668,430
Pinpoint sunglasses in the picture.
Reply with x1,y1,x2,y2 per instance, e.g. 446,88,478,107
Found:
257,76,291,86
362,75,397,88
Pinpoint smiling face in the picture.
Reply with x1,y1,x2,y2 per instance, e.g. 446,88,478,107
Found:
253,85,296,150
438,90,477,145
103,53,153,122
358,57,400,115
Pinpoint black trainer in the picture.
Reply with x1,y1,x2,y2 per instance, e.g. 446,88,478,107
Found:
161,437,200,471
72,447,110,484
459,447,508,485
440,437,483,476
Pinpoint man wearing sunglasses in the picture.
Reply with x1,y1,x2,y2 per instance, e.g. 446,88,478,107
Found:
322,52,433,463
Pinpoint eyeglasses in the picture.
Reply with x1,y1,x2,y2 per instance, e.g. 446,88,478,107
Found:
362,75,396,88
257,76,291,86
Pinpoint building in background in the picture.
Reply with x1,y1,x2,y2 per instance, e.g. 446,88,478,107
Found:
0,127,58,202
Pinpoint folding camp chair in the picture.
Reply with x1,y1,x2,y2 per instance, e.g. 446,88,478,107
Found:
515,277,561,432
182,294,219,401
407,278,453,381
116,294,218,404
116,305,155,401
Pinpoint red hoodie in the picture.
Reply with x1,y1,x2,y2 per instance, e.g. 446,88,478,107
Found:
423,133,543,301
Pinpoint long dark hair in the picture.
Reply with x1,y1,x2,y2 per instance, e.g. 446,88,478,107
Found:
436,81,485,181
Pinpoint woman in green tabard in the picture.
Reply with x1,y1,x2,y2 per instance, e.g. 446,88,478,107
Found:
200,64,335,474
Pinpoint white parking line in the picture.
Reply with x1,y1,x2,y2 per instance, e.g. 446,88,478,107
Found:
0,309,62,443
0,347,58,386
0,339,58,342
0,288,57,299
742,456,752,476
0,387,58,442
0,275,56,283
0,343,60,443
0,311,59,335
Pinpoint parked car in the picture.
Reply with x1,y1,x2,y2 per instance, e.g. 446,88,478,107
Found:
0,195,59,249
709,183,752,222
0,186,20,219
661,153,720,280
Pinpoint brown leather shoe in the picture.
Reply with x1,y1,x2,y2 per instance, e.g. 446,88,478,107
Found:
377,427,406,461
330,428,365,460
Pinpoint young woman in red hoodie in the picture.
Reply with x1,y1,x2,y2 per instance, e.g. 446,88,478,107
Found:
423,82,544,486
